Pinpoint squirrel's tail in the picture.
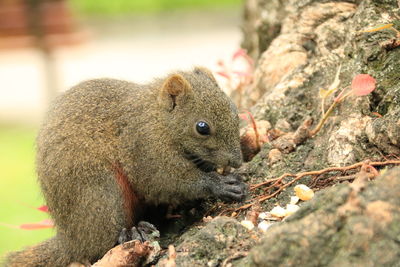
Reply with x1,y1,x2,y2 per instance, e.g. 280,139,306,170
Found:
4,236,72,267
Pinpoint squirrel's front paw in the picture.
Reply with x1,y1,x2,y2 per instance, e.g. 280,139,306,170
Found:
213,173,247,202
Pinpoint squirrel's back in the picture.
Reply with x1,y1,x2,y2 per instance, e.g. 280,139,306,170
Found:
36,78,153,175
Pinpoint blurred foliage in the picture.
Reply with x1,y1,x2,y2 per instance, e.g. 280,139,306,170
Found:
0,125,53,258
0,0,242,258
70,0,242,15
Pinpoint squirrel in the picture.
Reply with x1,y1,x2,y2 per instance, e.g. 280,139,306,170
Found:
5,67,246,267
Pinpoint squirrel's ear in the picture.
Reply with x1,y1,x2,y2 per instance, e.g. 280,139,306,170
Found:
194,66,217,83
159,74,192,111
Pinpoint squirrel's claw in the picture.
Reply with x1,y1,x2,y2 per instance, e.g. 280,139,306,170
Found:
117,228,131,244
214,173,247,202
117,221,159,244
137,221,160,241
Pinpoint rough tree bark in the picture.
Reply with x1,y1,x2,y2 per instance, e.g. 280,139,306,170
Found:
103,0,400,265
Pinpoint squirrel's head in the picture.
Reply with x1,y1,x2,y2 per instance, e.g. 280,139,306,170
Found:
158,67,242,172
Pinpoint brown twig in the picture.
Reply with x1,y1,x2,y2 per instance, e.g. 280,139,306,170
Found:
309,87,349,137
228,160,400,214
221,252,248,267
250,177,282,190
331,174,357,182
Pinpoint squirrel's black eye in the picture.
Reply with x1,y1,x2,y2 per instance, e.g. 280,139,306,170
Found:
196,121,210,135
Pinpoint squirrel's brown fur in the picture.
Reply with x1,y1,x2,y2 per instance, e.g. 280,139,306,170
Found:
5,67,245,266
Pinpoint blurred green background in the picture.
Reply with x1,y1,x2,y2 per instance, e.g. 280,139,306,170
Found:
71,0,241,14
0,0,241,260
0,125,54,258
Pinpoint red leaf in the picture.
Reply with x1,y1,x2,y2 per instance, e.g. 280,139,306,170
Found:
37,205,49,213
20,219,54,230
232,71,251,77
239,113,249,121
232,48,247,60
215,71,231,79
351,74,376,96
232,48,254,67
217,60,225,67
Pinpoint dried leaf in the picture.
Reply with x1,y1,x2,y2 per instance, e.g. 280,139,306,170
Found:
351,74,376,96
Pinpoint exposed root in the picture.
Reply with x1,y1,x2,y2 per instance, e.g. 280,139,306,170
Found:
220,160,400,215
